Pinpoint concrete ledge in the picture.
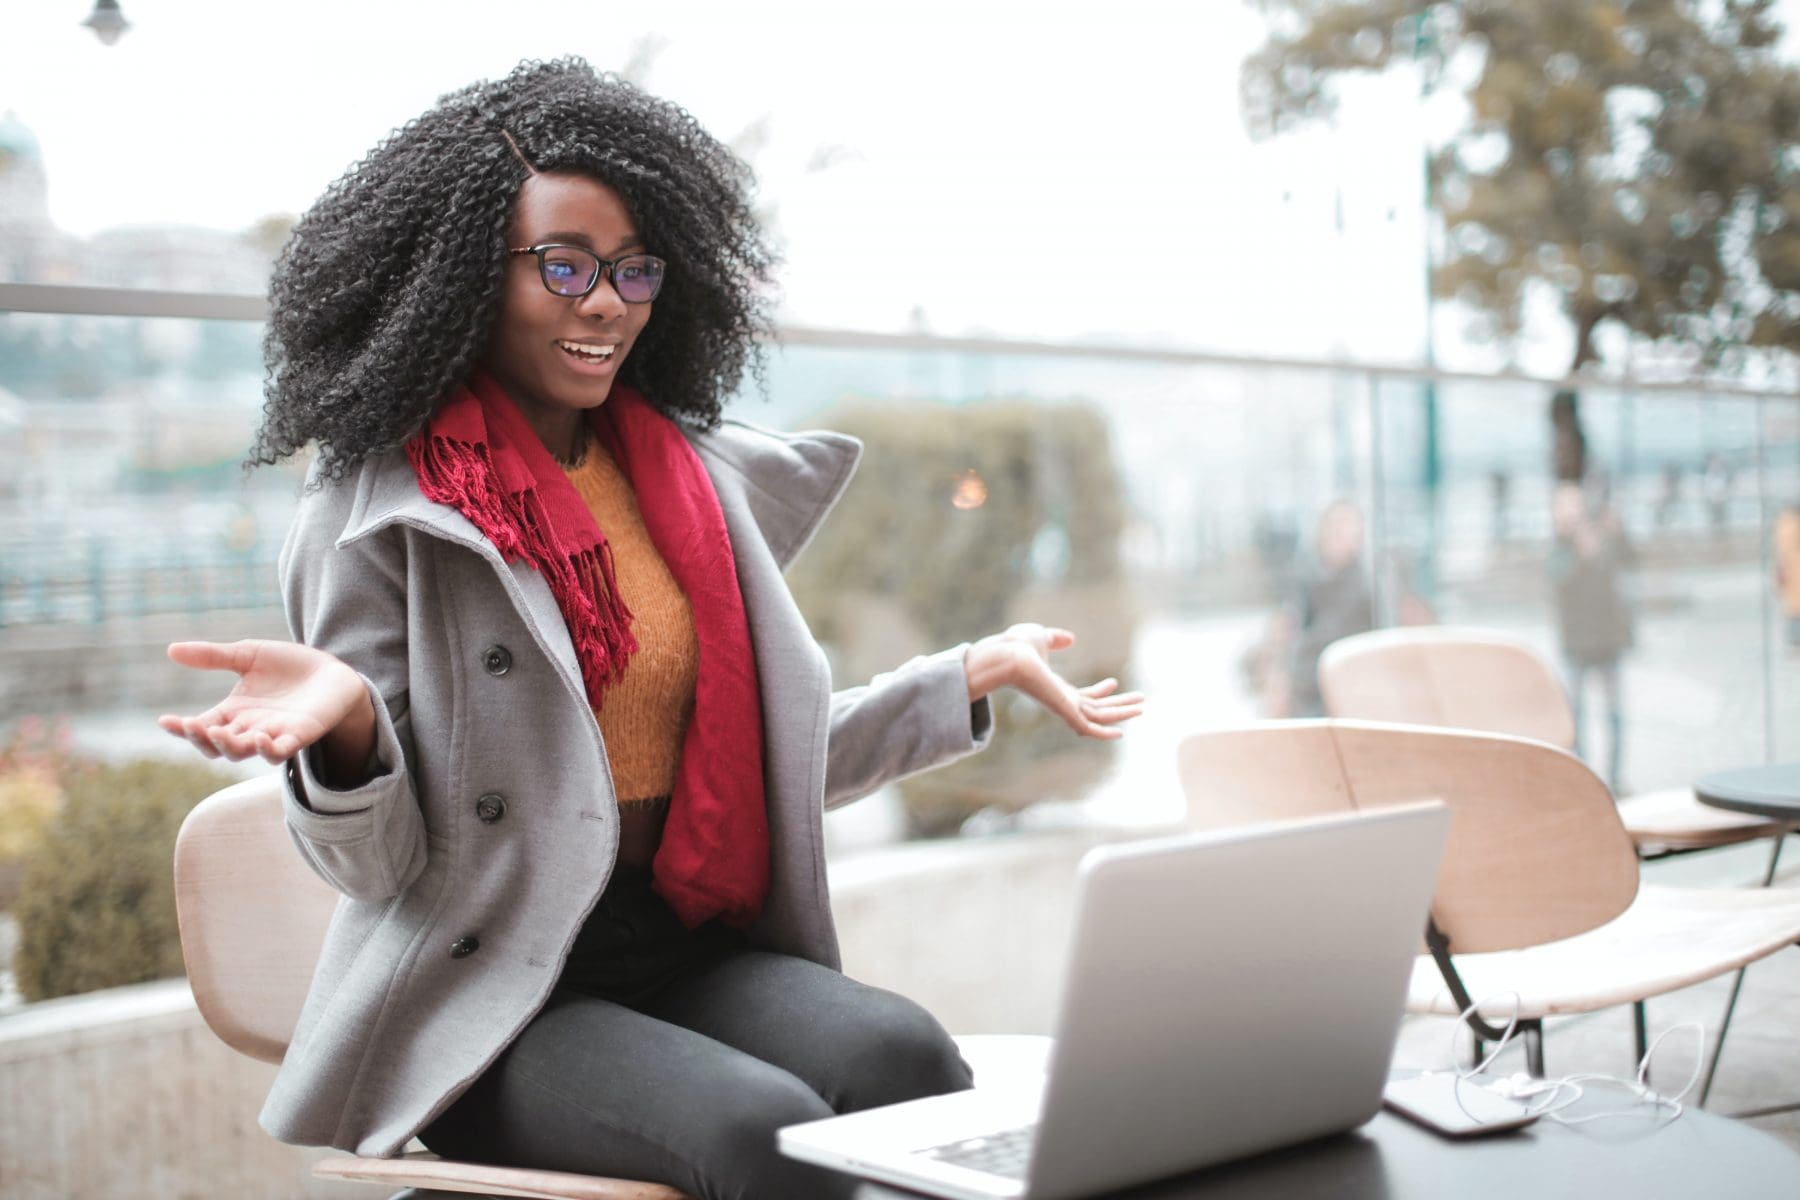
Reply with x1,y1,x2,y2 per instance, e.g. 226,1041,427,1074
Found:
0,977,198,1060
0,979,365,1200
830,825,1167,1035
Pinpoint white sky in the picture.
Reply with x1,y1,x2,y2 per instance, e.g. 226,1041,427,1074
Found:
0,1,1596,371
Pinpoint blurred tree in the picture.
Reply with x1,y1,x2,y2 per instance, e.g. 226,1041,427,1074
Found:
620,33,671,87
1243,0,1800,384
239,212,297,262
618,32,854,247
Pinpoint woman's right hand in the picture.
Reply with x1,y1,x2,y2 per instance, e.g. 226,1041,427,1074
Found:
159,639,374,769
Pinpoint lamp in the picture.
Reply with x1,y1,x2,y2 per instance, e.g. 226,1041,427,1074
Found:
82,0,129,46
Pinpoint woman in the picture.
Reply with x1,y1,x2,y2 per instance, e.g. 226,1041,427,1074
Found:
159,59,1140,1200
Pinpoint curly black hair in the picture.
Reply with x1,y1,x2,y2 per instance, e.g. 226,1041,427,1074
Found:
249,57,776,479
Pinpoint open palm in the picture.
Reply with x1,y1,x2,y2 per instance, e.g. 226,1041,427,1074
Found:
982,623,1145,740
158,639,365,763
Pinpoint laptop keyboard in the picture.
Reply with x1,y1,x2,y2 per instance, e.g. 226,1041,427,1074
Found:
916,1124,1037,1180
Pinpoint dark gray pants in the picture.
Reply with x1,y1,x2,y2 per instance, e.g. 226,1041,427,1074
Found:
419,869,974,1200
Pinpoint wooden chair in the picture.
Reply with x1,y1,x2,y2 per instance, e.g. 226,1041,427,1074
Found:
1317,625,1793,862
173,773,694,1200
1177,720,1800,1101
174,774,1042,1199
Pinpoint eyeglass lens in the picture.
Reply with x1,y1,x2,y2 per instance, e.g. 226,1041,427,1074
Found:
540,247,664,303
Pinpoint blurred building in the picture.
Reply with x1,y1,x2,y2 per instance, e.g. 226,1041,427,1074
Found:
0,110,76,283
0,110,272,292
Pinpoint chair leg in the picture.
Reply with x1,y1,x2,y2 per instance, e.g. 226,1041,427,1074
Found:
1523,1020,1545,1078
1700,966,1752,1107
1697,834,1790,1107
1696,835,1790,1107
1461,1014,1542,1076
1760,833,1787,888
1633,1000,1649,1083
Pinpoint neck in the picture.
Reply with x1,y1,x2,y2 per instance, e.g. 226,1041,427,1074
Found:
474,365,594,464
522,410,588,465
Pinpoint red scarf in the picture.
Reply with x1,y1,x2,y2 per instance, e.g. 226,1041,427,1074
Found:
406,370,769,929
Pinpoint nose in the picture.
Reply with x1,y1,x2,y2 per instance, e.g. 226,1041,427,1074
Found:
574,268,628,320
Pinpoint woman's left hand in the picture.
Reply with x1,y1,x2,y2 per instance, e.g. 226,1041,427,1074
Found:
964,623,1145,740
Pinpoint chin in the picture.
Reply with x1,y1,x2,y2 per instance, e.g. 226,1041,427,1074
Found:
543,378,613,411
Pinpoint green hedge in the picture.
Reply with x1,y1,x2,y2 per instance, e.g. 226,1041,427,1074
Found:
0,717,84,871
13,759,234,1002
789,399,1135,836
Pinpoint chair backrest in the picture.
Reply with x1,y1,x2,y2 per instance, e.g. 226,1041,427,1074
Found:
1317,626,1577,751
1176,720,1639,954
173,773,340,1064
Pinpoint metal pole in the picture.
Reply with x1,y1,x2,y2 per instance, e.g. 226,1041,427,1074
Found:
1370,371,1389,625
1759,395,1776,765
1415,14,1442,604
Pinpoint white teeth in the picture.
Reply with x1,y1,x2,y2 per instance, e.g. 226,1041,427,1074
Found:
557,340,616,360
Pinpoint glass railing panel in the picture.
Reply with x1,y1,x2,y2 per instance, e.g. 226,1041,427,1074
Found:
2,307,1791,824
1371,375,1779,797
760,344,1381,838
0,311,295,742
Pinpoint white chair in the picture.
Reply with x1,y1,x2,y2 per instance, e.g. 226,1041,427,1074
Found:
1177,719,1800,1101
1317,625,1794,862
173,774,693,1199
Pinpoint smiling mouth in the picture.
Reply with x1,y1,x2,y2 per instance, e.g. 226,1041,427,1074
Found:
557,339,618,363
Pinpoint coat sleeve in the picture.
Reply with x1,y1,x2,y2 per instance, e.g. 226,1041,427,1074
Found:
823,644,994,811
276,484,429,903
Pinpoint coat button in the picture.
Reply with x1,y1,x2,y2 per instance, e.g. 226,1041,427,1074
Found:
449,935,480,959
482,645,512,676
476,793,507,823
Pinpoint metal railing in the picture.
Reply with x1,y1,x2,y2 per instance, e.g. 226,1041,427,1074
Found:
4,281,1796,399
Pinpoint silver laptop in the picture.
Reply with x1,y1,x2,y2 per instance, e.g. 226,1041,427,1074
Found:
779,803,1449,1200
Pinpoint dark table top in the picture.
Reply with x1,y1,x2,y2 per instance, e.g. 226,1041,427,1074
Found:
1694,762,1800,820
851,1104,1800,1200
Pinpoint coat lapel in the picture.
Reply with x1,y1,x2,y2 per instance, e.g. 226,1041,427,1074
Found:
335,453,582,688
684,420,861,963
682,418,861,741
330,420,863,718
682,420,863,572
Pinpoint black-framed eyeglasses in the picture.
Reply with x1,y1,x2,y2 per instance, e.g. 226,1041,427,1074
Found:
507,244,666,303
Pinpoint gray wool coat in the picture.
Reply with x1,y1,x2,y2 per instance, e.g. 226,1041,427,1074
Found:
259,418,994,1157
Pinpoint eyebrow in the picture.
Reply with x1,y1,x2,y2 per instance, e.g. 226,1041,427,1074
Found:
536,230,647,255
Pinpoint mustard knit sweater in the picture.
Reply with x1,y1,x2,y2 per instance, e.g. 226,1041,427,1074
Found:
562,437,700,868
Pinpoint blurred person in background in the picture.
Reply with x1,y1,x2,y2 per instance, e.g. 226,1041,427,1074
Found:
1550,475,1635,791
1550,390,1587,485
1284,499,1373,717
1655,461,1684,529
1245,498,1423,718
155,59,1140,1200
1488,467,1512,546
1703,451,1737,533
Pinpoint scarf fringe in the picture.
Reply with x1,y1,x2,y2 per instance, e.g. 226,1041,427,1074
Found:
407,431,638,709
